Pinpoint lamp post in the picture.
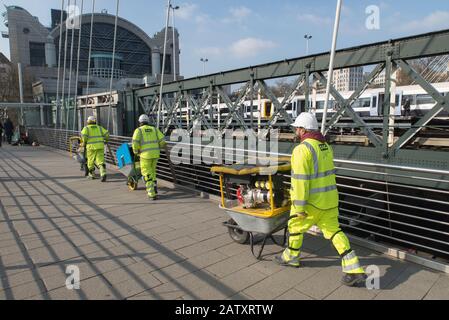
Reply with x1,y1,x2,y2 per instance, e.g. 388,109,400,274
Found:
321,0,343,134
170,4,180,81
304,34,312,55
200,58,208,75
157,0,171,129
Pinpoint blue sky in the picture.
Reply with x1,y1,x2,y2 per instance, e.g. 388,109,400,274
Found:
1,0,449,78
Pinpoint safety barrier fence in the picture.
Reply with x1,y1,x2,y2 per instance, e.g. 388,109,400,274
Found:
28,128,449,262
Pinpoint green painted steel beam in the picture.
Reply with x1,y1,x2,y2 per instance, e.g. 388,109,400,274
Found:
135,29,449,98
315,71,383,148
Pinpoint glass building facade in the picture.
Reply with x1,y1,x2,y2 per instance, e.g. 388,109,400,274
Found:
55,22,152,78
90,52,125,78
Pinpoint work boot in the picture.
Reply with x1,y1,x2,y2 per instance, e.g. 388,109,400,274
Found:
101,175,107,183
341,273,367,287
273,251,300,268
87,172,96,180
148,196,158,201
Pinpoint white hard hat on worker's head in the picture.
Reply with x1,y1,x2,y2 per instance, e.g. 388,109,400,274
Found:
87,116,96,124
138,114,150,124
291,112,319,130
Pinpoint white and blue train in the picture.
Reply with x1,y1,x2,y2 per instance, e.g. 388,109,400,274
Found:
163,82,449,125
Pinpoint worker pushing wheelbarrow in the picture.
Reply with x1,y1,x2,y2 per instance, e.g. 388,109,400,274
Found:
117,114,175,200
211,157,292,260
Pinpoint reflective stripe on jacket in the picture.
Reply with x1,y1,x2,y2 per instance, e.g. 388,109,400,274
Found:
290,138,339,213
132,125,166,159
81,125,110,151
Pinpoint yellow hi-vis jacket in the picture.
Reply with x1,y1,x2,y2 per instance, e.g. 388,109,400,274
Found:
81,125,110,151
132,125,166,160
291,138,339,214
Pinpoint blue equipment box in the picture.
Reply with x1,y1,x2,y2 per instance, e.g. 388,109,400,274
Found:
117,143,134,169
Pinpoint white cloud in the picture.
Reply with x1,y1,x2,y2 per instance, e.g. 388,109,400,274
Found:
195,13,212,25
229,38,277,59
230,6,252,20
194,38,277,60
297,13,332,25
176,3,198,20
222,6,252,24
399,11,449,32
195,47,222,57
174,3,214,30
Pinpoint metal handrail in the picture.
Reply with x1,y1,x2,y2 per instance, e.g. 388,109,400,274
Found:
339,175,449,195
339,199,449,228
28,127,449,261
340,221,449,256
338,191,449,216
164,140,449,176
338,182,449,207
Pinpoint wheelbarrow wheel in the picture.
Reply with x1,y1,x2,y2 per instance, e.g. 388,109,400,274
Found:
127,178,138,191
227,219,249,245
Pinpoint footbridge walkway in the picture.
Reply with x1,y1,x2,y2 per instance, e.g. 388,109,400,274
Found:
0,145,448,300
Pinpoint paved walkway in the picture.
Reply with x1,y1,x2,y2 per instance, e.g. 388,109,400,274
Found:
0,145,448,300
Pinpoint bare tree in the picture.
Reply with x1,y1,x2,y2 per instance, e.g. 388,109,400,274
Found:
397,56,449,86
0,65,33,125
0,66,19,102
270,79,295,98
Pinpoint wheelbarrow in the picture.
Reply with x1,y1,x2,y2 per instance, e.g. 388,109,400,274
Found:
69,136,89,177
116,143,142,191
211,158,292,260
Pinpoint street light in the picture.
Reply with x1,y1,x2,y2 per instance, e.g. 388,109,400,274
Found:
158,0,172,129
200,58,208,75
304,34,312,55
170,4,180,81
321,0,343,134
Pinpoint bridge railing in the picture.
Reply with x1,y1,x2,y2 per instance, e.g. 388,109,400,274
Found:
28,127,449,263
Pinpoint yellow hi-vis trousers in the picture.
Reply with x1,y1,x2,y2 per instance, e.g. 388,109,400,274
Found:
285,205,365,274
87,149,106,177
141,158,158,198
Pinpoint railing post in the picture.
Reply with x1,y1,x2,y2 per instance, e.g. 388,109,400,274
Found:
304,64,311,114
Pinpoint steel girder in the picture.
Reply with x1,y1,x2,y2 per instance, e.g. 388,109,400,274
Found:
216,83,250,132
187,90,214,133
392,60,449,154
128,29,449,174
134,29,449,97
163,93,184,135
321,64,385,134
315,69,384,148
257,75,305,131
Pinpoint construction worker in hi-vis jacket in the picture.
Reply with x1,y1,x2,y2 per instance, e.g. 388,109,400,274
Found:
81,116,110,182
132,114,167,201
274,112,367,287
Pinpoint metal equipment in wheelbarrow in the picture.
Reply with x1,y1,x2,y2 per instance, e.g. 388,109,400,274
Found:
211,158,292,260
116,143,142,191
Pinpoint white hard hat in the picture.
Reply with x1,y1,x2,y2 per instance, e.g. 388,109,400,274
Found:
291,113,319,130
87,116,96,123
139,114,150,123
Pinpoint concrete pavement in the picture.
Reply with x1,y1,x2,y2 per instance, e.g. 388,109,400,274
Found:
0,145,448,300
